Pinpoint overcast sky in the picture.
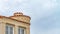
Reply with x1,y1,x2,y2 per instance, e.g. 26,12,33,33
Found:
0,0,60,34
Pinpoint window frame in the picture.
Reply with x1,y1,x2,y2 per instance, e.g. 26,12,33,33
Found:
5,24,14,34
18,26,26,34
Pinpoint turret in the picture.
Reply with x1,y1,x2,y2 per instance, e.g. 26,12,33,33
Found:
10,12,31,24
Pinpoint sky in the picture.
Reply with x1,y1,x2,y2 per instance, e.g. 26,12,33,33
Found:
0,0,60,34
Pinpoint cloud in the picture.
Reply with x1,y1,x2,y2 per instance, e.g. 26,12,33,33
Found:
3,0,9,2
38,28,60,34
0,0,30,16
0,0,60,34
0,0,58,17
42,1,57,9
31,0,58,10
41,0,57,9
28,0,59,21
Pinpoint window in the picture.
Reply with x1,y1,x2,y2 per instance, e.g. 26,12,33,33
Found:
18,27,25,34
6,24,14,34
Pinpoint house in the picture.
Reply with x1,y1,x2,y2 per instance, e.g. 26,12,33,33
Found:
0,12,31,34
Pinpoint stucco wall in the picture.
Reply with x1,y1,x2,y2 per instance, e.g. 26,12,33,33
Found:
0,17,30,34
11,16,30,23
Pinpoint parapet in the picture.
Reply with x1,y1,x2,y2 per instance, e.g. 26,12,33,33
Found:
14,12,23,16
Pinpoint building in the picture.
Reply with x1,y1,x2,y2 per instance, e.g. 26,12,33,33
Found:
0,12,31,34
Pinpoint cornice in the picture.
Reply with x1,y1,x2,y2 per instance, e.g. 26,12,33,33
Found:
0,16,30,25
10,15,31,20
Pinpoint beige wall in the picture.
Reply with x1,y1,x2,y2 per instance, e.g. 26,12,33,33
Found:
11,16,30,23
0,17,30,34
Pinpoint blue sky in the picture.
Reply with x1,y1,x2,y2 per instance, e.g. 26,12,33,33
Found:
0,0,60,34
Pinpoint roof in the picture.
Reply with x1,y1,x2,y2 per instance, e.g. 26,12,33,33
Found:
10,15,31,20
0,16,30,25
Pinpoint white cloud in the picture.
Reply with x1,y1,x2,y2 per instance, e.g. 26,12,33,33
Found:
38,28,60,34
4,0,9,2
30,0,58,9
29,0,58,19
42,2,56,9
14,0,24,3
0,0,60,34
40,0,58,9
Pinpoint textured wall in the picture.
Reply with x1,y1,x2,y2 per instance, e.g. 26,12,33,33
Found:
11,16,30,23
0,17,30,34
